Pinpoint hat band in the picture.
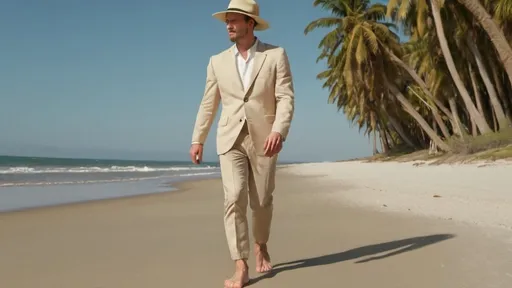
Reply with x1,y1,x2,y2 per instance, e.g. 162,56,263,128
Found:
226,7,254,15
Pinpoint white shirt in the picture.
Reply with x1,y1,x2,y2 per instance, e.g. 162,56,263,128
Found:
233,38,259,92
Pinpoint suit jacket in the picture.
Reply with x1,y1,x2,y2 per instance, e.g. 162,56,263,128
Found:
191,40,295,156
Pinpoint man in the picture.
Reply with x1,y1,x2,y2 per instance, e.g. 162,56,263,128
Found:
189,0,294,287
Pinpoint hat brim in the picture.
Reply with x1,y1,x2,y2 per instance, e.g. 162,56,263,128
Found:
212,11,270,31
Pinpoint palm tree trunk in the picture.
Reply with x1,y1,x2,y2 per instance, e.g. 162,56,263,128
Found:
386,47,455,131
386,78,452,152
381,130,390,153
407,85,451,139
429,119,439,154
430,0,492,134
420,127,427,147
386,112,417,148
378,121,391,153
493,108,499,131
466,33,510,129
380,135,387,153
456,0,512,91
385,125,398,147
373,130,378,155
436,100,454,123
469,64,486,129
449,97,466,137
489,61,512,121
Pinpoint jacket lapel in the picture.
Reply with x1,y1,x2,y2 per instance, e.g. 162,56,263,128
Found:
245,41,267,96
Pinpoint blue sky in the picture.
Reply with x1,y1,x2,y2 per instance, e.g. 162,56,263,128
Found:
0,0,390,162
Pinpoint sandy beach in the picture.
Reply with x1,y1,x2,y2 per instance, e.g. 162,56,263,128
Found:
282,160,512,230
1,161,511,287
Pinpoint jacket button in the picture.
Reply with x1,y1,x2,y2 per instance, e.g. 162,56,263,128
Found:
243,98,248,102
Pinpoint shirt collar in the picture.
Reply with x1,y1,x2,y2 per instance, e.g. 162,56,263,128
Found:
234,37,259,59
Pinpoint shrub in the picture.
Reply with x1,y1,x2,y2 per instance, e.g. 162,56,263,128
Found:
451,129,512,154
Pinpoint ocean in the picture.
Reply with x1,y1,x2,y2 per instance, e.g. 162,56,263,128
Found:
0,155,221,212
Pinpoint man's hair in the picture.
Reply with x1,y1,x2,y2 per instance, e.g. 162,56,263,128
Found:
244,15,258,28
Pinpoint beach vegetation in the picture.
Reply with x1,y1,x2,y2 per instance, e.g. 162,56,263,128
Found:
305,0,512,160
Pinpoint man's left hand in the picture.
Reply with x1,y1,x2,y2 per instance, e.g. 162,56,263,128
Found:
263,131,283,157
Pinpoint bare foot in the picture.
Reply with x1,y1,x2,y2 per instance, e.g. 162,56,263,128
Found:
255,243,272,273
224,260,249,288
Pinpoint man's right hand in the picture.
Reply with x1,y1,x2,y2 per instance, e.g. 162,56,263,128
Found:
189,144,203,164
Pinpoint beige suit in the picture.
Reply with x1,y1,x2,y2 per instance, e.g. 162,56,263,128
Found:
191,40,294,260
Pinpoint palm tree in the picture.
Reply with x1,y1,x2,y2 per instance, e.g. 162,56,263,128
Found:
446,0,510,130
306,0,512,156
430,0,492,134
456,0,512,90
387,0,511,131
305,0,451,151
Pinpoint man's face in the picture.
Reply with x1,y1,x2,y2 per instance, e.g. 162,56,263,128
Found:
225,13,253,42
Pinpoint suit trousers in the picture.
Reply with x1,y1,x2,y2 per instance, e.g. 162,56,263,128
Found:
219,122,277,260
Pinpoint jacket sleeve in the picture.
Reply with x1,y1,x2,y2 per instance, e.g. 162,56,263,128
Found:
191,56,221,144
271,48,295,141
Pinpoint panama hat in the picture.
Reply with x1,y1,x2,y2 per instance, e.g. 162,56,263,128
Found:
212,0,270,31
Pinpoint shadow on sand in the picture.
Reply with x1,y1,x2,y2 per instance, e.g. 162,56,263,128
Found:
248,233,455,285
